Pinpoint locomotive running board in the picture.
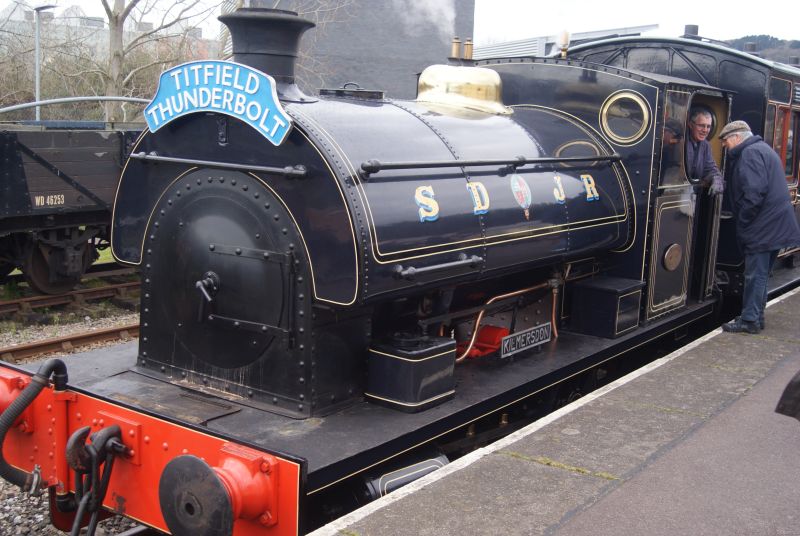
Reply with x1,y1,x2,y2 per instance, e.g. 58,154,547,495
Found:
0,362,307,535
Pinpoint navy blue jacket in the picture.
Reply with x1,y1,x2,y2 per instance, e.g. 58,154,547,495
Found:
685,138,721,183
727,135,800,253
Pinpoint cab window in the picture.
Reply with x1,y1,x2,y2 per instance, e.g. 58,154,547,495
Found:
785,111,799,185
764,104,776,147
774,107,799,186
660,91,690,187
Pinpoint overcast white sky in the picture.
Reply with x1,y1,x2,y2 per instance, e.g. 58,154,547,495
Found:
9,1,799,45
473,0,800,45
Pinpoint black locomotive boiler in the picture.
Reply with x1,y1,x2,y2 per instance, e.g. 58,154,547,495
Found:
0,8,776,536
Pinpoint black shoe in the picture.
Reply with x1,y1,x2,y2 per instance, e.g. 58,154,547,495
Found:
733,316,765,330
722,318,760,334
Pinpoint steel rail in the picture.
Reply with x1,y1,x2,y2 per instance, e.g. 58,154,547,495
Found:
0,322,139,362
0,282,139,315
1,265,136,287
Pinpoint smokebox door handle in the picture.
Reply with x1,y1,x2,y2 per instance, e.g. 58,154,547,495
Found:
196,271,221,322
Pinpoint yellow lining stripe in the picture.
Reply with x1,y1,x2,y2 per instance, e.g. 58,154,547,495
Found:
369,348,455,362
363,390,456,407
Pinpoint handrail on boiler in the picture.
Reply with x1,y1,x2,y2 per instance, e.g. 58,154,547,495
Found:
129,152,308,178
359,154,621,177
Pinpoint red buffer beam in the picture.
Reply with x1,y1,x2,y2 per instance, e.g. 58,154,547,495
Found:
0,362,305,536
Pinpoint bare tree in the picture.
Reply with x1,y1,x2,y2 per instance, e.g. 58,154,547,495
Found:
0,0,352,121
0,2,34,109
290,0,354,92
0,1,220,121
100,0,219,121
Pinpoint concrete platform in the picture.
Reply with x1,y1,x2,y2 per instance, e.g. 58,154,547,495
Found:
313,288,800,536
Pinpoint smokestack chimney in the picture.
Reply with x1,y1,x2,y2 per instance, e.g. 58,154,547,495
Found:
218,7,315,102
683,24,700,39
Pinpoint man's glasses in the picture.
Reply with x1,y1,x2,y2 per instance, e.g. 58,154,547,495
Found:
691,121,712,130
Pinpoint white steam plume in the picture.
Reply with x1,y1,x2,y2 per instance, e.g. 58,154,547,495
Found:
390,0,457,41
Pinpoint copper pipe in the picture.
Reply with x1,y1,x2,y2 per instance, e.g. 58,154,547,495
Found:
551,262,576,333
456,282,550,362
551,288,559,339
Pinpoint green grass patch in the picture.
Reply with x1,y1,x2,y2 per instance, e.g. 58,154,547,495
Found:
95,247,116,264
0,280,23,300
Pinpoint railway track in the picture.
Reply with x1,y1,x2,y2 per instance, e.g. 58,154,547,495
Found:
0,264,136,287
0,322,139,362
0,281,140,315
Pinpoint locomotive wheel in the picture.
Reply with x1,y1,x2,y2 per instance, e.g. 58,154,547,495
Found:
22,241,92,295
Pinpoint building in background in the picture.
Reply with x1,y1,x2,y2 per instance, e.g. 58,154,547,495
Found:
223,0,475,99
473,25,658,59
0,4,220,59
0,2,220,119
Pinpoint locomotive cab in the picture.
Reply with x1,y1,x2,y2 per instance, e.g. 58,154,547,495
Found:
565,35,800,294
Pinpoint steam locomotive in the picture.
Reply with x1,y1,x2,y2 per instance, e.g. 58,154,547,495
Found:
1,8,798,536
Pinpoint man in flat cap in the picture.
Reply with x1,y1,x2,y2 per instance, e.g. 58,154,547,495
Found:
720,120,800,333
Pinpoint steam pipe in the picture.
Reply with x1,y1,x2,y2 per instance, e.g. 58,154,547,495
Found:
0,359,67,490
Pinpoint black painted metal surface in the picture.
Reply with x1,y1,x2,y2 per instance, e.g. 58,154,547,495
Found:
114,93,634,305
60,297,715,494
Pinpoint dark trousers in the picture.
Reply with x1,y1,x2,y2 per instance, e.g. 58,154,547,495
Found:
741,250,779,324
